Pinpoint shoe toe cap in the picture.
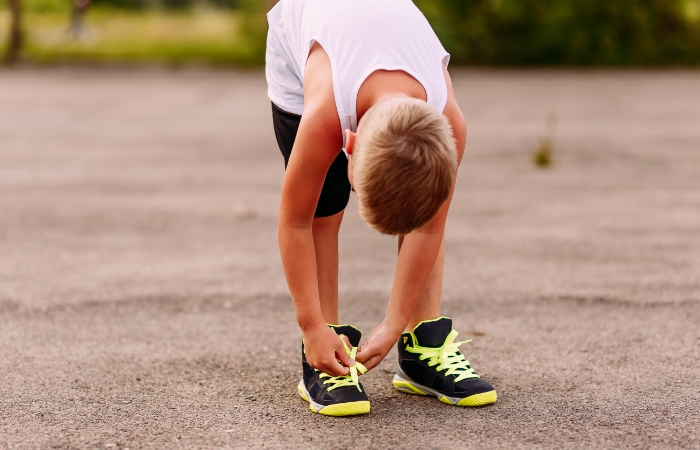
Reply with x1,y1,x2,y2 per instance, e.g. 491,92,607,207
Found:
455,378,495,396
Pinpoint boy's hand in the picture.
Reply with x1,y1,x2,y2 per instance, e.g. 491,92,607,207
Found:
356,320,403,371
302,324,356,377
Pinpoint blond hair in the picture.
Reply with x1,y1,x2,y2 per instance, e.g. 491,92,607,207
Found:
352,97,457,235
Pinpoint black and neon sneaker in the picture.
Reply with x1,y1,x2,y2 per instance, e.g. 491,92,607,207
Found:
297,324,370,416
393,316,497,407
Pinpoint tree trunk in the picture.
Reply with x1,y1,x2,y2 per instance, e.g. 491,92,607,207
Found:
5,0,23,64
70,0,91,39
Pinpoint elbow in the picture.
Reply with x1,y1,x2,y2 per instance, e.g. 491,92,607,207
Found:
278,214,313,236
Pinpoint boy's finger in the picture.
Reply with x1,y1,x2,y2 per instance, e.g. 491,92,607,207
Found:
339,334,351,348
361,355,384,371
354,345,376,363
327,360,350,377
318,362,338,377
335,346,357,368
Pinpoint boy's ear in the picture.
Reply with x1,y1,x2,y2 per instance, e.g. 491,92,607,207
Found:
345,130,357,155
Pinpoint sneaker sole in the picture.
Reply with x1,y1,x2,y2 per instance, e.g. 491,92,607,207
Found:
297,381,370,417
393,371,497,407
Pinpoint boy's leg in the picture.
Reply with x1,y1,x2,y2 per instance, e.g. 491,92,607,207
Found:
394,234,496,407
398,234,445,331
312,210,344,325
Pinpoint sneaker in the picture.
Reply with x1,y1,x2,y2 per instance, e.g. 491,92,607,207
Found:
297,324,371,416
393,316,497,407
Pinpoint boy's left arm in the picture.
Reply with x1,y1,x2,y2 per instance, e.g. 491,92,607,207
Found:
356,67,467,370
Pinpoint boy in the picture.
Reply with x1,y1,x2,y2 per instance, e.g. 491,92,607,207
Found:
266,0,497,416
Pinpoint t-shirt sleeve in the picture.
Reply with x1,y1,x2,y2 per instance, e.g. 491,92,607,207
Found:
265,7,305,115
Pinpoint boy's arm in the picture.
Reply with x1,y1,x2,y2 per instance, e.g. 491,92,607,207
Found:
357,67,467,370
278,43,356,377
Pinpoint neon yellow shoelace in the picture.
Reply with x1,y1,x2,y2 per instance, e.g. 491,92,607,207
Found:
406,329,480,382
318,337,367,392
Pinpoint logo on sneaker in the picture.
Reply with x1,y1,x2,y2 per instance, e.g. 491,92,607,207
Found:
403,337,408,344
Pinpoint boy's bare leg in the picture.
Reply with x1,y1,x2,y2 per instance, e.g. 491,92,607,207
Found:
398,234,445,331
312,210,344,325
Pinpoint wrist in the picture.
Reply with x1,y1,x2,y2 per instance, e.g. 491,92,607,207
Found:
298,314,327,333
383,316,408,337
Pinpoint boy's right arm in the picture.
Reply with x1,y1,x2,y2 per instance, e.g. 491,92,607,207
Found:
277,43,355,377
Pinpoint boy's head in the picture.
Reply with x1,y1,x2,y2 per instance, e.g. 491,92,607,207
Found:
346,97,457,235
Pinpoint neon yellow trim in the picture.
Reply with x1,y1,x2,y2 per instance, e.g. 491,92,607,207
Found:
456,391,497,407
392,378,428,396
299,382,370,416
317,336,367,392
327,324,360,330
439,396,453,405
405,329,479,382
318,401,370,416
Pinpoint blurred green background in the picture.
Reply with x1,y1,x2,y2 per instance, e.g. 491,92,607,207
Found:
2,0,700,66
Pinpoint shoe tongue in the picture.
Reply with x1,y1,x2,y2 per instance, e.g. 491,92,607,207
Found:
413,317,452,347
329,324,362,347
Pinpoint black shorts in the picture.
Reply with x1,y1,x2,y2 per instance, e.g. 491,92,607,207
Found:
271,102,351,218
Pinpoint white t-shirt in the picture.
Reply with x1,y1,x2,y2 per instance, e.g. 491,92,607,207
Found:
265,0,450,142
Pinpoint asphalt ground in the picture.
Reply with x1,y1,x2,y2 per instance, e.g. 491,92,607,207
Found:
0,68,698,449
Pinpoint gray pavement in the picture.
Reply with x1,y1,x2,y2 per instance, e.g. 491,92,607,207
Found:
0,68,699,449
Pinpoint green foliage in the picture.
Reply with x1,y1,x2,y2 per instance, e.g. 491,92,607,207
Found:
5,10,263,66
22,0,70,14
414,0,700,65
206,0,240,10
9,0,700,66
91,0,148,10
89,0,240,10
231,0,266,64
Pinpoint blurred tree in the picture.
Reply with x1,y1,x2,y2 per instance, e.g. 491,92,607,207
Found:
232,0,268,65
69,0,91,38
5,0,23,64
9,0,699,66
414,0,700,65
89,0,238,9
161,0,192,9
207,0,239,8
